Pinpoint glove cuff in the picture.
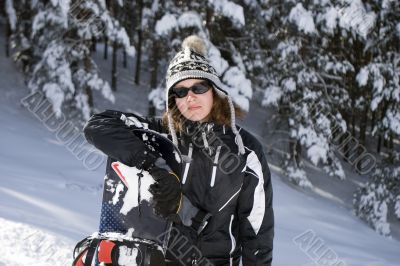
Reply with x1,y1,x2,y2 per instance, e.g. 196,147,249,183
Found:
168,171,183,213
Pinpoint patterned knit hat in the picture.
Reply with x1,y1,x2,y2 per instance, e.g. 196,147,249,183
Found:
165,35,245,155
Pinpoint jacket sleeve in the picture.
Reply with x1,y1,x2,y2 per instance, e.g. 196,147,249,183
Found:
237,130,274,265
83,109,162,168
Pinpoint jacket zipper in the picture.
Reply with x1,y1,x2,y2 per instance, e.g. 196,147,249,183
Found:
182,143,193,184
228,214,236,265
210,145,222,187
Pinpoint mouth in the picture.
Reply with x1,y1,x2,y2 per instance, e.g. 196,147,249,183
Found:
188,106,201,111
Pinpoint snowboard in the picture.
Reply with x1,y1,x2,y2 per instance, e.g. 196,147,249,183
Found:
73,129,183,266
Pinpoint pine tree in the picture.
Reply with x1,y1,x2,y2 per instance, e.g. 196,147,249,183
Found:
5,0,35,73
28,0,134,120
260,0,352,186
354,165,400,236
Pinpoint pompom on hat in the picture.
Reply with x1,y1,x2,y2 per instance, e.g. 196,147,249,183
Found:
165,35,245,155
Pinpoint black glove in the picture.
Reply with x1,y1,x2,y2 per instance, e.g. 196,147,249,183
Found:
148,167,182,219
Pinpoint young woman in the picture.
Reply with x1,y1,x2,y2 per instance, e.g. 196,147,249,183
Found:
82,35,274,266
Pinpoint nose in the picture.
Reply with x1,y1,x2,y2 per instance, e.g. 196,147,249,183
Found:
186,90,196,101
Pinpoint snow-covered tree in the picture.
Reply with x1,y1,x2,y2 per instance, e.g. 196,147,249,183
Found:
354,0,400,161
354,165,400,236
5,0,35,73
28,0,134,121
260,0,352,185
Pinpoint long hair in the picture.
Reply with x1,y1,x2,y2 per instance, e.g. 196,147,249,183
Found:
162,88,246,133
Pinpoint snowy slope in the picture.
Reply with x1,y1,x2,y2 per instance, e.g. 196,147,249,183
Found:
0,39,102,265
0,36,399,266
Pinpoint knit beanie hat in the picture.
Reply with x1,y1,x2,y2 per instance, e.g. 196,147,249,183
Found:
165,35,245,155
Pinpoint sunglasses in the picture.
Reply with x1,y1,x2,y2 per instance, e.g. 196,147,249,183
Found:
170,81,211,98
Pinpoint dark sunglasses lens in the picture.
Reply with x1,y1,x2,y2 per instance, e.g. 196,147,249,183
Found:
173,88,189,98
172,82,210,98
192,83,210,94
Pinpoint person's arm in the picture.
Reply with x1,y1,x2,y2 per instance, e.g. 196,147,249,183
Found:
83,109,160,168
237,132,274,265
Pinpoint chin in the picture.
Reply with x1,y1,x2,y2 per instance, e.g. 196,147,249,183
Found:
185,114,207,122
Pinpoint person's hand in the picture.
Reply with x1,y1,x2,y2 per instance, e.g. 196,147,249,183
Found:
148,167,182,219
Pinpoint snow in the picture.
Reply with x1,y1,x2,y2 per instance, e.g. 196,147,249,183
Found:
155,13,178,36
321,6,339,33
262,85,282,107
397,23,400,37
287,166,312,188
87,72,115,104
208,0,245,27
289,3,316,34
277,40,299,60
395,197,400,219
178,11,203,30
5,0,17,31
222,66,252,112
225,67,252,99
307,143,328,165
43,83,65,118
54,0,70,18
208,44,229,75
356,67,369,86
282,77,296,92
148,87,166,111
296,124,329,166
0,217,72,266
385,111,400,135
338,0,376,38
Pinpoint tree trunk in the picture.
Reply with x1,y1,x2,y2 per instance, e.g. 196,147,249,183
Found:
148,40,159,116
148,101,156,117
104,36,108,60
150,41,159,88
295,139,302,167
381,102,389,149
377,134,382,154
110,0,118,91
5,20,11,57
359,104,369,147
134,0,143,85
205,6,213,29
388,133,394,163
85,86,94,108
123,50,127,68
340,109,351,161
370,110,376,134
84,56,94,108
288,138,302,168
111,41,118,91
91,36,96,52
351,107,356,140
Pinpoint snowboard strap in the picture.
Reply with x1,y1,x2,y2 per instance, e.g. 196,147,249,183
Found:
72,235,165,266
83,238,101,266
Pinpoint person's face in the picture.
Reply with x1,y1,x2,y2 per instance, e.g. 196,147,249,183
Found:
172,79,214,122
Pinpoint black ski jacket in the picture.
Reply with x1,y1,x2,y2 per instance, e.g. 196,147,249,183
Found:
84,110,274,266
